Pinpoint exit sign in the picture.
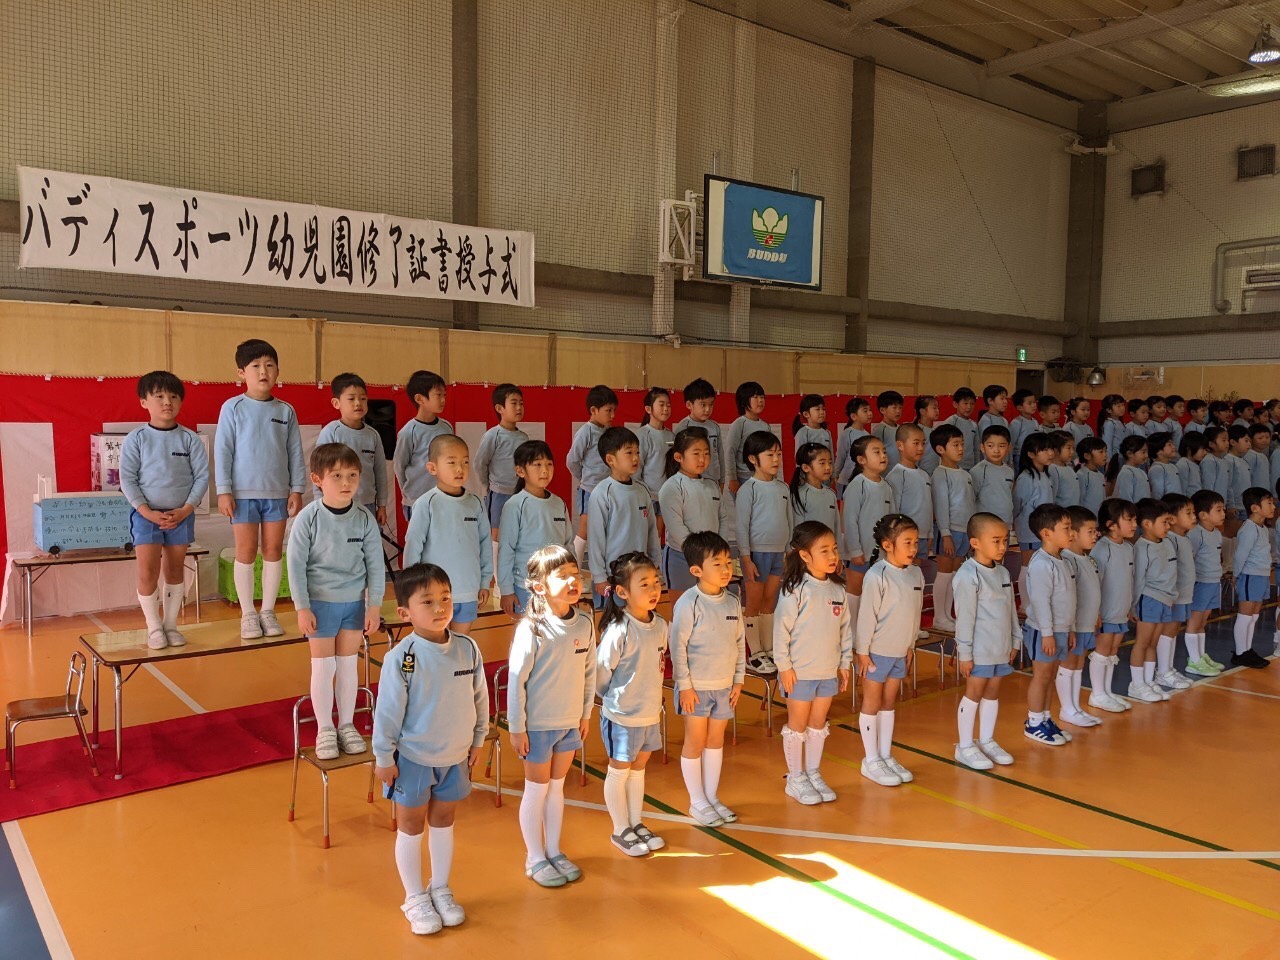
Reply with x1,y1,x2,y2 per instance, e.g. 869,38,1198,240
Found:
1016,346,1028,363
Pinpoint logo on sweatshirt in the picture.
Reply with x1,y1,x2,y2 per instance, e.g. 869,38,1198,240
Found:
401,652,416,677
170,451,190,458
725,614,739,622
453,667,476,677
346,537,363,543
271,418,288,425
463,516,478,522
830,600,844,617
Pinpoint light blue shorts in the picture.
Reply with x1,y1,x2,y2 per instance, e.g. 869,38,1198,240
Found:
129,509,195,547
652,500,662,518
866,653,907,680
1171,603,1189,622
1101,622,1128,635
308,598,365,637
599,717,662,762
784,677,839,701
1191,581,1221,612
577,487,592,517
970,662,1014,678
525,727,583,764
402,503,413,523
508,583,531,615
662,545,697,592
1238,573,1269,603
1136,596,1173,623
383,754,471,806
1075,631,1096,651
452,600,479,624
749,551,785,580
1022,625,1069,663
232,497,288,524
677,686,735,719
485,491,512,529
934,530,971,558
1022,536,1043,551
846,560,871,575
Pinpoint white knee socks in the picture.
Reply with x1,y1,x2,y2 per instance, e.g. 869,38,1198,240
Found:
233,561,256,615
1089,651,1108,698
543,777,566,858
335,655,359,727
1142,661,1156,685
519,780,549,865
978,697,999,742
625,769,646,827
932,571,955,624
1234,613,1255,654
138,588,162,632
756,614,774,654
162,582,184,629
877,710,896,761
260,559,283,612
781,726,805,775
1156,635,1175,675
572,536,587,568
427,825,453,890
681,755,708,806
1054,667,1073,713
604,766,630,834
957,696,978,747
702,747,724,803
744,618,761,656
395,830,425,898
310,656,337,730
804,725,829,773
859,713,879,760
1184,632,1204,662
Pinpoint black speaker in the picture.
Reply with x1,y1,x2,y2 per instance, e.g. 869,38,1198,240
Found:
366,399,398,457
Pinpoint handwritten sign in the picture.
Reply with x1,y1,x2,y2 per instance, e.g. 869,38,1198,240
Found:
34,494,133,552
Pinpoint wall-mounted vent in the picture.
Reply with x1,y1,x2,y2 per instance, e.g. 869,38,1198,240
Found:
1238,144,1276,180
1131,163,1166,197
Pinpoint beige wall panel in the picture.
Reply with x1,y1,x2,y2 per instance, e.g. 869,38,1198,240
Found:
320,323,442,386
725,348,798,396
645,345,726,393
554,338,645,391
916,360,973,396
796,354,862,394
0,301,166,376
172,313,319,384
968,361,1017,390
862,355,918,395
448,330,549,386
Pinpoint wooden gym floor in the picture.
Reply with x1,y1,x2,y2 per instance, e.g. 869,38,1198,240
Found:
2,598,1278,960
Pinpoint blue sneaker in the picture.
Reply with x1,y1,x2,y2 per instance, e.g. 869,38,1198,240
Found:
1023,720,1066,746
1043,718,1072,743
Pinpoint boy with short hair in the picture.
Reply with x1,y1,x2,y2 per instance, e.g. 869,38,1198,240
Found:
1021,503,1075,746
1183,399,1209,435
970,425,1015,540
587,427,661,608
316,372,388,525
1037,395,1062,432
1156,493,1196,691
636,387,674,537
394,370,452,518
1152,396,1183,450
931,424,977,632
122,370,210,650
1245,422,1272,492
1059,506,1101,730
724,381,770,495
674,378,724,488
1230,487,1275,669
215,339,307,640
1185,490,1227,676
1232,398,1256,428
289,443,385,760
1129,498,1177,703
1226,425,1253,526
886,424,933,639
943,387,979,470
567,384,620,562
474,383,530,537
403,435,492,634
872,391,904,470
374,563,489,936
1008,390,1039,466
1208,400,1232,427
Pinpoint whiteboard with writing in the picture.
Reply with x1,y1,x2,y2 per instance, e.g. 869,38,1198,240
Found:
33,493,132,552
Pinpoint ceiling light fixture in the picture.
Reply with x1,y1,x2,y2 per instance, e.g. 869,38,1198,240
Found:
1086,367,1106,387
1249,24,1280,64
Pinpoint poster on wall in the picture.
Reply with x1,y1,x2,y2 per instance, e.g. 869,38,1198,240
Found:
702,174,823,290
17,166,536,307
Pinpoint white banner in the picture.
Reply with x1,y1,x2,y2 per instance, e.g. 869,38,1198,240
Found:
17,166,535,307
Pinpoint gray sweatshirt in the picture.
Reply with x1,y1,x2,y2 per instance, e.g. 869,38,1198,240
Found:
952,558,1020,665
1014,470,1052,545
835,427,870,486
725,417,773,484
1091,537,1135,624
287,500,385,610
1133,536,1177,607
794,425,832,456
1049,464,1080,508
843,474,898,562
507,608,596,734
1148,461,1180,499
932,465,975,535
1065,421,1094,449
473,424,529,496
735,477,794,554
1114,464,1151,503
393,416,454,505
595,611,668,727
314,420,388,508
1201,455,1229,501
674,416,724,485
1244,449,1268,495
214,394,306,499
402,486,492,603
1168,530,1195,603
1175,458,1202,498
120,424,209,511
886,463,934,541
970,460,1014,523
659,472,733,552
587,477,661,585
566,421,609,494
793,483,843,553
772,575,852,679
872,421,901,469
372,631,489,768
943,415,979,470
669,586,746,691
1078,467,1105,514
1065,550,1101,633
636,423,674,494
1009,415,1039,466
1226,453,1250,509
978,412,1011,465
1186,524,1222,582
855,560,924,657
496,490,574,595
1024,550,1075,637
1234,519,1272,577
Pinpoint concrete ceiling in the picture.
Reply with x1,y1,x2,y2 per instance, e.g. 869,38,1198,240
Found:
694,0,1280,130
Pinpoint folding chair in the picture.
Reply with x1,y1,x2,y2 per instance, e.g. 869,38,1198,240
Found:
287,687,380,848
5,651,99,788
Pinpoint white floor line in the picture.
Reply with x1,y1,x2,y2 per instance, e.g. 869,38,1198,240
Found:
2,821,74,960
1199,683,1280,701
85,613,207,714
467,783,1280,861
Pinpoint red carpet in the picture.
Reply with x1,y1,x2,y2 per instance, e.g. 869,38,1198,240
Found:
0,695,345,822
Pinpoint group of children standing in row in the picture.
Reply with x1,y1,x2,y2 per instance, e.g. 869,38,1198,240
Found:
117,349,1277,936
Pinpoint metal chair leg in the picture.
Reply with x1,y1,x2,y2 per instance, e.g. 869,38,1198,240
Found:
764,680,775,736
391,798,398,831
287,752,300,822
490,738,503,808
366,760,375,805
660,704,668,764
73,716,99,777
5,718,13,788
321,770,331,849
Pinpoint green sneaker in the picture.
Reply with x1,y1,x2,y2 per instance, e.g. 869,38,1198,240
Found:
1185,657,1218,678
1206,655,1226,671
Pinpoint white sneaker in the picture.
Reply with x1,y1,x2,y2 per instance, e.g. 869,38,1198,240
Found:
917,629,931,640
1059,710,1102,728
315,728,339,761
932,615,956,632
805,770,837,802
1113,692,1132,711
429,885,465,926
1155,670,1191,690
955,743,994,770
883,756,914,783
240,613,263,640
258,610,284,637
689,803,725,827
861,758,902,787
784,772,822,805
337,723,367,754
146,629,167,650
977,739,1014,765
1087,692,1126,714
1127,681,1162,704
710,799,738,823
402,892,443,935
747,651,777,675
162,626,186,647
